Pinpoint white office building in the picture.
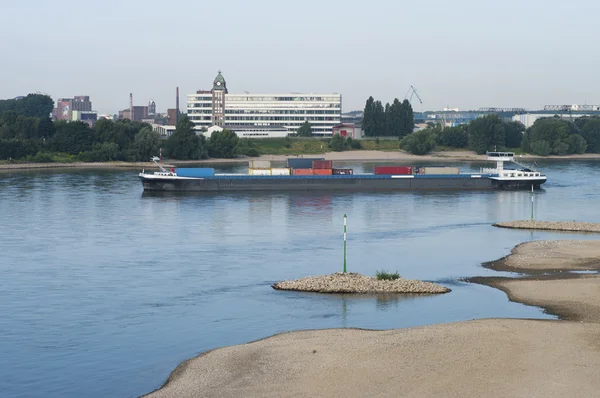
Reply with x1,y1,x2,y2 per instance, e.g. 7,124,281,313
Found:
187,72,342,137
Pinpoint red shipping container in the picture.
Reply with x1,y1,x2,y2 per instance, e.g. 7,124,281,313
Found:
374,166,413,175
312,160,333,169
293,168,313,175
313,169,333,175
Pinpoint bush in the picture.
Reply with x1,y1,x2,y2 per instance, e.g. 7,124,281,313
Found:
376,270,400,281
347,137,362,149
328,134,346,152
530,140,551,156
568,134,588,154
400,129,436,155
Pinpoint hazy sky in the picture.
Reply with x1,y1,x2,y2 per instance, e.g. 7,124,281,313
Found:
1,0,599,114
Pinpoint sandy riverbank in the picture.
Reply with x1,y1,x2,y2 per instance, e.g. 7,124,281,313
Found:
494,220,600,233
144,239,600,398
3,149,600,171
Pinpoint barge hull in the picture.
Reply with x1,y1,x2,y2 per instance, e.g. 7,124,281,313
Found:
140,175,546,192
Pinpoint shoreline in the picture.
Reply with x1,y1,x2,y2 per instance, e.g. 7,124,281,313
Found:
2,150,600,171
144,238,600,397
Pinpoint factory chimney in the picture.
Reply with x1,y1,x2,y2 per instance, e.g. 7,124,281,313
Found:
175,87,180,123
129,93,133,121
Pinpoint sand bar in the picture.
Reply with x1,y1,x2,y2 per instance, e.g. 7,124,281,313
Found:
272,272,450,294
494,220,600,233
144,238,600,397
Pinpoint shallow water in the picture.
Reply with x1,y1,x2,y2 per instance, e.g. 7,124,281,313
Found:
1,159,599,397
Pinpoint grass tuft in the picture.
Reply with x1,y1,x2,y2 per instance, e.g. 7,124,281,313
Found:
375,270,400,281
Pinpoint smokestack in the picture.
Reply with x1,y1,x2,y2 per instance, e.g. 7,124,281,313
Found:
176,87,179,113
129,93,133,121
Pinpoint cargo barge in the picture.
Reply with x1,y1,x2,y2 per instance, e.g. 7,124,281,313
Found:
139,152,547,192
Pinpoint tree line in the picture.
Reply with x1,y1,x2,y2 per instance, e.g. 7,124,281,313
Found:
361,96,414,137
0,94,259,162
398,114,600,156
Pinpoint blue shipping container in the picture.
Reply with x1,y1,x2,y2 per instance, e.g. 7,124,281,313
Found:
175,168,215,177
287,158,325,169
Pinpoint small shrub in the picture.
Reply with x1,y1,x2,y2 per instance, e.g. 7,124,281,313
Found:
376,270,400,280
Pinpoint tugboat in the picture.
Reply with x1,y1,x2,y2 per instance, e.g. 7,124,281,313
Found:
139,152,546,192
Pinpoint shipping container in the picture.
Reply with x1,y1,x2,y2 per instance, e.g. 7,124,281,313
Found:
313,169,333,175
175,168,215,177
270,168,291,176
293,168,313,176
312,160,333,169
249,160,271,169
373,166,413,175
249,168,271,175
287,157,325,169
333,168,354,175
418,166,460,175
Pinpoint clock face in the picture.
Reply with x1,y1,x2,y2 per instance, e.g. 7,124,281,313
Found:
216,81,222,86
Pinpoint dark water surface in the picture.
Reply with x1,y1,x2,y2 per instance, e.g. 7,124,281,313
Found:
1,159,599,397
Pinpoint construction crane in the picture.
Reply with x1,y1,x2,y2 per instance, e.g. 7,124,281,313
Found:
404,85,423,112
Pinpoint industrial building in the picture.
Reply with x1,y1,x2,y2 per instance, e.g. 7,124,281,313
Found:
54,95,98,126
187,71,342,137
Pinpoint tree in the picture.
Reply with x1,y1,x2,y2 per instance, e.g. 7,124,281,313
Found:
329,134,346,151
525,118,570,155
568,134,587,154
165,116,207,160
361,96,375,136
386,98,404,137
0,94,53,119
401,99,415,136
373,100,385,136
132,127,162,161
503,121,524,148
37,117,56,138
400,129,436,155
437,125,468,148
51,120,96,154
207,129,240,158
580,119,600,153
468,115,505,154
297,121,313,137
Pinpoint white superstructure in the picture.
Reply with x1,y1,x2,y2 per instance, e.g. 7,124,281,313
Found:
187,72,341,137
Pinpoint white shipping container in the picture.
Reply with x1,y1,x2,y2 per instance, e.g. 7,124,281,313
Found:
249,160,271,169
249,168,271,175
420,167,460,175
270,168,291,175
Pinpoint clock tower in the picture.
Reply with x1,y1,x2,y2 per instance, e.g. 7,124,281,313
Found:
211,70,227,126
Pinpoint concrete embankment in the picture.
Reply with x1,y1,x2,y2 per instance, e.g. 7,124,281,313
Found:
272,272,450,294
494,220,600,233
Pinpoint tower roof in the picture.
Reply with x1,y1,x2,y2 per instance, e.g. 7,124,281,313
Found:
213,70,226,90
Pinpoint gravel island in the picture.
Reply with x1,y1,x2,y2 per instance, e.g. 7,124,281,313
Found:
494,220,600,233
271,272,451,294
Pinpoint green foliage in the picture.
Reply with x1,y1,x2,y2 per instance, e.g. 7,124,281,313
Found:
207,129,240,158
0,138,39,159
568,134,587,154
437,125,468,148
51,121,96,155
362,96,414,137
90,142,120,161
375,270,400,280
328,134,347,151
529,140,551,156
132,127,161,161
580,119,600,153
235,138,260,157
0,94,53,119
400,129,436,155
504,121,525,148
468,115,505,154
296,121,313,137
347,137,362,149
165,116,207,160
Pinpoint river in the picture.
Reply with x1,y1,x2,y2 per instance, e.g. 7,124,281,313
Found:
1,159,599,397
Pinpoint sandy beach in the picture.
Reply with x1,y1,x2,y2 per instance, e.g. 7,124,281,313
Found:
2,149,600,171
144,238,600,398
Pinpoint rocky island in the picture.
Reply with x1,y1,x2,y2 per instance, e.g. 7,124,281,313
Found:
272,272,450,294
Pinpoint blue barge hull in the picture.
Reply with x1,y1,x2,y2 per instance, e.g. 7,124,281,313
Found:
139,173,546,192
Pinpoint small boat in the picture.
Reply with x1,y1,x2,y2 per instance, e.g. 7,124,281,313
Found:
138,152,546,192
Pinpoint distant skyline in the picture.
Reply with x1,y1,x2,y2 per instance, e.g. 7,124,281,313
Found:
2,0,599,115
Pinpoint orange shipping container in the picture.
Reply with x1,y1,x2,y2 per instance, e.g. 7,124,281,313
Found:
293,168,313,175
313,169,333,175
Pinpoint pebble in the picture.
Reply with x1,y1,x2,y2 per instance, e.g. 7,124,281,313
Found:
272,272,450,294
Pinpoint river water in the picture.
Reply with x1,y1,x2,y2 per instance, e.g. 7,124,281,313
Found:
1,159,599,398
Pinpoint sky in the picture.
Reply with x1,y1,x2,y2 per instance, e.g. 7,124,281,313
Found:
1,0,599,115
